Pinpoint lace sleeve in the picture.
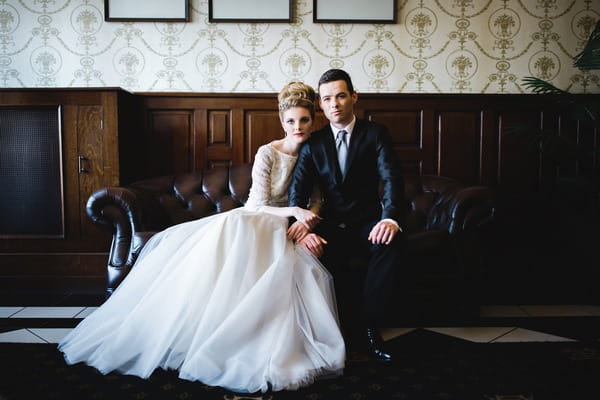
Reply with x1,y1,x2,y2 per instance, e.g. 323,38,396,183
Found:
244,145,273,211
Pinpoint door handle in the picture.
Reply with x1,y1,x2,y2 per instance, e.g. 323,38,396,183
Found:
78,155,89,173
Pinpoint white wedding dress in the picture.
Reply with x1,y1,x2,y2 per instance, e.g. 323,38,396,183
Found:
58,144,345,393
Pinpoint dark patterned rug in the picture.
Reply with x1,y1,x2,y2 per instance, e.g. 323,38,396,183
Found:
1,329,598,400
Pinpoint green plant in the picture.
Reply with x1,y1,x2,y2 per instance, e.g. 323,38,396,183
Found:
508,20,600,202
574,18,600,71
500,20,600,303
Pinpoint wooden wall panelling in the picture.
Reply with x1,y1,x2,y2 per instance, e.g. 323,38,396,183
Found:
137,93,597,193
99,91,119,186
436,110,482,185
206,109,232,167
572,117,598,181
194,108,208,169
142,94,279,171
231,108,245,165
0,88,141,294
0,253,107,294
208,110,229,144
147,110,193,176
538,108,562,192
3,90,598,300
116,91,146,184
365,109,427,176
496,109,543,194
245,110,282,163
313,112,330,133
420,108,437,176
480,109,498,186
360,97,438,176
528,104,596,195
554,112,578,179
77,105,105,241
62,104,79,247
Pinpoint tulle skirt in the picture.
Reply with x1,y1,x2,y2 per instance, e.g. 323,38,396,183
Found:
58,208,345,393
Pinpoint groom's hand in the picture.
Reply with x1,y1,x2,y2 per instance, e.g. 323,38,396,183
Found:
287,221,310,242
368,220,400,245
298,233,328,258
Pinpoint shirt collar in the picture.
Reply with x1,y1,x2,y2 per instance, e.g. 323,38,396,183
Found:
331,116,356,139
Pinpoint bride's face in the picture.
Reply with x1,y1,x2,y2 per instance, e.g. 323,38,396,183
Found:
281,106,313,144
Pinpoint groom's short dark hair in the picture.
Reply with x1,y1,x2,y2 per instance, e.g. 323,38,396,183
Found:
318,69,355,95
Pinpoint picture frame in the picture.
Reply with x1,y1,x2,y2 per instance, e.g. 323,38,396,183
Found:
105,0,190,22
313,0,397,24
208,0,293,23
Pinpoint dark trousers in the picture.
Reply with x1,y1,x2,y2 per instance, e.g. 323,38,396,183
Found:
315,219,403,331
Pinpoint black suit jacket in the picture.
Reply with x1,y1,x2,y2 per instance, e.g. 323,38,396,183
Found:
288,119,405,228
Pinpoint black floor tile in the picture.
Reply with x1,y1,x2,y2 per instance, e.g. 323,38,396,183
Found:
0,290,105,307
0,318,81,330
57,293,106,306
518,317,600,342
0,324,23,334
0,292,70,306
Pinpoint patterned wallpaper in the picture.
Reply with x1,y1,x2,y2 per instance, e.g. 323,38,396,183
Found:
0,0,598,93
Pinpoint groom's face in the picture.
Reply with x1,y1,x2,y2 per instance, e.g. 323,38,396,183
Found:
318,80,357,129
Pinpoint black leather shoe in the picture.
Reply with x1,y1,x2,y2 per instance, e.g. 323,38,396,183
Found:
366,327,393,363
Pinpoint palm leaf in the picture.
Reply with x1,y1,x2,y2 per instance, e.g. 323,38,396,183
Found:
573,19,600,71
521,77,568,95
569,100,600,122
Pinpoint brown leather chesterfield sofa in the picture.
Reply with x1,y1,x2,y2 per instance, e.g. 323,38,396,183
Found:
87,164,494,320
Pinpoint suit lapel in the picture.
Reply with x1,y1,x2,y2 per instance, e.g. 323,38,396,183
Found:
343,120,365,181
321,126,343,183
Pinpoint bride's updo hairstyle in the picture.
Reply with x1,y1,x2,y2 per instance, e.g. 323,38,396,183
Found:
278,81,316,119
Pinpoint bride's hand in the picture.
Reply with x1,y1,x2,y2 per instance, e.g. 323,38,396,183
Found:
287,221,309,242
292,207,321,230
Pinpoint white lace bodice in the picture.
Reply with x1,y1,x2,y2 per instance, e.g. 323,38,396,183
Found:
244,143,298,211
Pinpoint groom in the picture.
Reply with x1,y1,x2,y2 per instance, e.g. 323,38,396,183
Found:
288,69,405,363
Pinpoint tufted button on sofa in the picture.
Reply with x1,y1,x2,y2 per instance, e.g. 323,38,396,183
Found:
87,164,494,319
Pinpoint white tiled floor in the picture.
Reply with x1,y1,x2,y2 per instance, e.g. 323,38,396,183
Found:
491,328,576,343
10,306,86,319
381,327,417,341
0,305,597,344
0,307,25,318
0,329,47,343
74,307,98,318
29,328,73,343
425,327,516,343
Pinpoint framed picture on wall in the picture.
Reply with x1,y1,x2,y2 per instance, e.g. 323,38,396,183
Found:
105,0,190,22
209,0,293,23
313,0,396,24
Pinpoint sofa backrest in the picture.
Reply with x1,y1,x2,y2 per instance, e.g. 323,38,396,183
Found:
128,164,465,234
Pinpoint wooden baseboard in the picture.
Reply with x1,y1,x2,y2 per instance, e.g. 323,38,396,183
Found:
0,253,107,295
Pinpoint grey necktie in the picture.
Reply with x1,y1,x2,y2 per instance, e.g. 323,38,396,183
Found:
336,130,348,177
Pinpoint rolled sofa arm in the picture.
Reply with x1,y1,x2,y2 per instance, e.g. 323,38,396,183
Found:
86,186,168,295
424,182,495,235
446,186,495,234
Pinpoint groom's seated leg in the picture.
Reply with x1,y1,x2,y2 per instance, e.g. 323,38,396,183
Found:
316,223,365,351
358,222,405,363
360,222,404,321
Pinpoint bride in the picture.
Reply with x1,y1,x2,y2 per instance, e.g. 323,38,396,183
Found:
58,82,345,393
